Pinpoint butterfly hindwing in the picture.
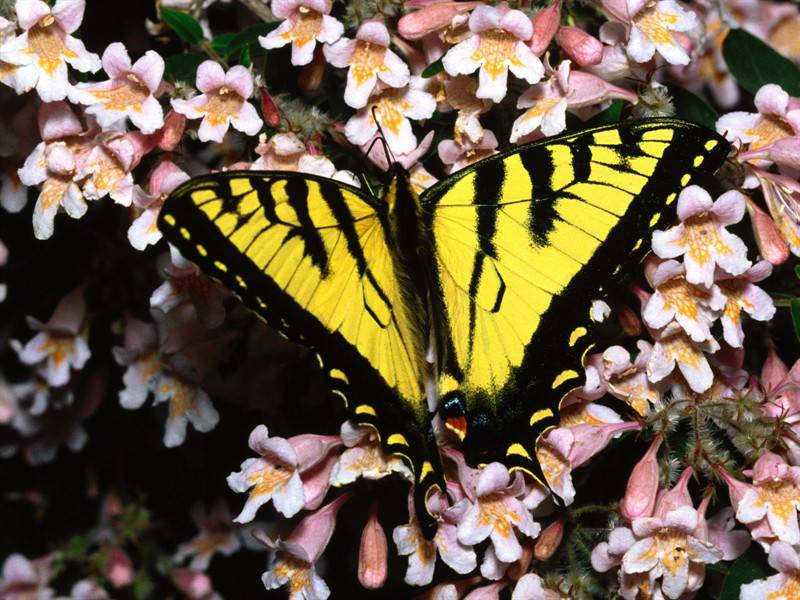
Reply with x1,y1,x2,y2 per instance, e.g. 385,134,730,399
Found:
158,172,437,494
422,119,730,479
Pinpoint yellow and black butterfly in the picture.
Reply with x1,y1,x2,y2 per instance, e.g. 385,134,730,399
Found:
158,118,729,535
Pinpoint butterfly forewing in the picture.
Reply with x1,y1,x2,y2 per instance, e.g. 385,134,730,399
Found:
421,119,730,479
158,171,434,467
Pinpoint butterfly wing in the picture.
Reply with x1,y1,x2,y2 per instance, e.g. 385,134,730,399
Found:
158,172,437,493
422,119,730,481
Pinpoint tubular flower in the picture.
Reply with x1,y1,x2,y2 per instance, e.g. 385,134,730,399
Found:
128,159,190,250
624,0,697,66
152,374,219,448
69,42,165,133
173,502,241,570
0,0,100,101
715,260,776,348
258,0,343,66
652,186,751,289
442,2,544,103
647,322,719,393
172,61,262,143
323,20,410,109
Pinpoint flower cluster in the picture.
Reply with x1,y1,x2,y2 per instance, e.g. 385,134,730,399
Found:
1,0,800,597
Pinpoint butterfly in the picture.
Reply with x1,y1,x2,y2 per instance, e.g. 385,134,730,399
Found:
158,118,730,536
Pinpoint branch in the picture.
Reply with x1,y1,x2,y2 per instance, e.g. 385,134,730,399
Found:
237,0,273,22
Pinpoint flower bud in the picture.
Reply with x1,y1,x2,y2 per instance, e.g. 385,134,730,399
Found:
617,304,642,337
556,26,603,66
105,547,134,588
157,110,186,151
746,197,789,265
621,434,662,521
534,519,564,560
358,506,388,589
259,88,281,129
298,49,326,94
530,0,561,56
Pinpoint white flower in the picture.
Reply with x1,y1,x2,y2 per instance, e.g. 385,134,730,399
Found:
626,0,697,66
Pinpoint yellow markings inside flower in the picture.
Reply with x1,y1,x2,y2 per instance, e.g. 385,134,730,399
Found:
648,529,689,576
520,96,560,124
661,332,701,369
273,557,313,596
635,6,680,46
745,117,794,150
249,462,293,497
190,531,230,556
478,495,520,540
91,74,150,112
165,380,196,420
284,8,323,47
755,479,800,525
659,277,702,320
27,17,77,75
372,91,409,136
40,176,71,211
680,213,732,265
201,87,244,127
40,333,76,368
471,29,519,79
350,41,388,87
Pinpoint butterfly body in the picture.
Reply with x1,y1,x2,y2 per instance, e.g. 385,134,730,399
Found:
158,119,730,536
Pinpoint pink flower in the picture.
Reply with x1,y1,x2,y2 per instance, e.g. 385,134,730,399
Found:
741,542,800,600
69,42,165,133
397,1,482,41
330,421,411,485
511,573,561,600
755,169,800,257
584,342,664,415
529,0,561,56
441,75,492,145
13,287,89,387
343,78,436,155
128,159,190,250
717,84,800,169
66,580,109,599
442,3,543,103
746,196,790,266
737,452,800,547
260,494,350,599
647,322,719,393
456,462,541,565
227,424,342,521
172,569,219,600
258,0,343,66
323,20,410,109
78,131,145,207
0,554,54,600
652,186,752,288
715,260,776,348
251,132,357,185
174,501,241,571
0,0,100,101
172,61,262,143
624,0,697,66
538,406,639,504
642,258,726,343
511,59,637,142
438,129,498,173
393,487,477,586
153,374,219,448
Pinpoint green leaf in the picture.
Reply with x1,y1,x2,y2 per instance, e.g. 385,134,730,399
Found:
585,100,624,127
422,59,444,78
163,52,206,84
723,29,800,96
791,298,800,342
210,32,235,55
667,85,719,129
160,7,204,45
239,45,252,68
794,264,800,280
226,23,280,59
720,545,768,599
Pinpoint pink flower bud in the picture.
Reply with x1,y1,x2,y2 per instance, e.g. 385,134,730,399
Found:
398,1,482,40
617,304,642,337
746,197,789,265
530,0,561,55
298,49,326,93
621,434,662,521
105,548,134,588
534,520,564,560
157,110,186,151
556,26,603,66
714,466,751,511
286,493,351,563
358,506,388,589
654,467,693,519
173,569,212,599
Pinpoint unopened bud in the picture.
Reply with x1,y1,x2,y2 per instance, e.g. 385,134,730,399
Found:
621,434,662,521
556,26,603,66
533,519,564,561
259,88,281,129
358,506,388,589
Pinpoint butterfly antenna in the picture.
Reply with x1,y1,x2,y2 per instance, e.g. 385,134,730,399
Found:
370,105,396,167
